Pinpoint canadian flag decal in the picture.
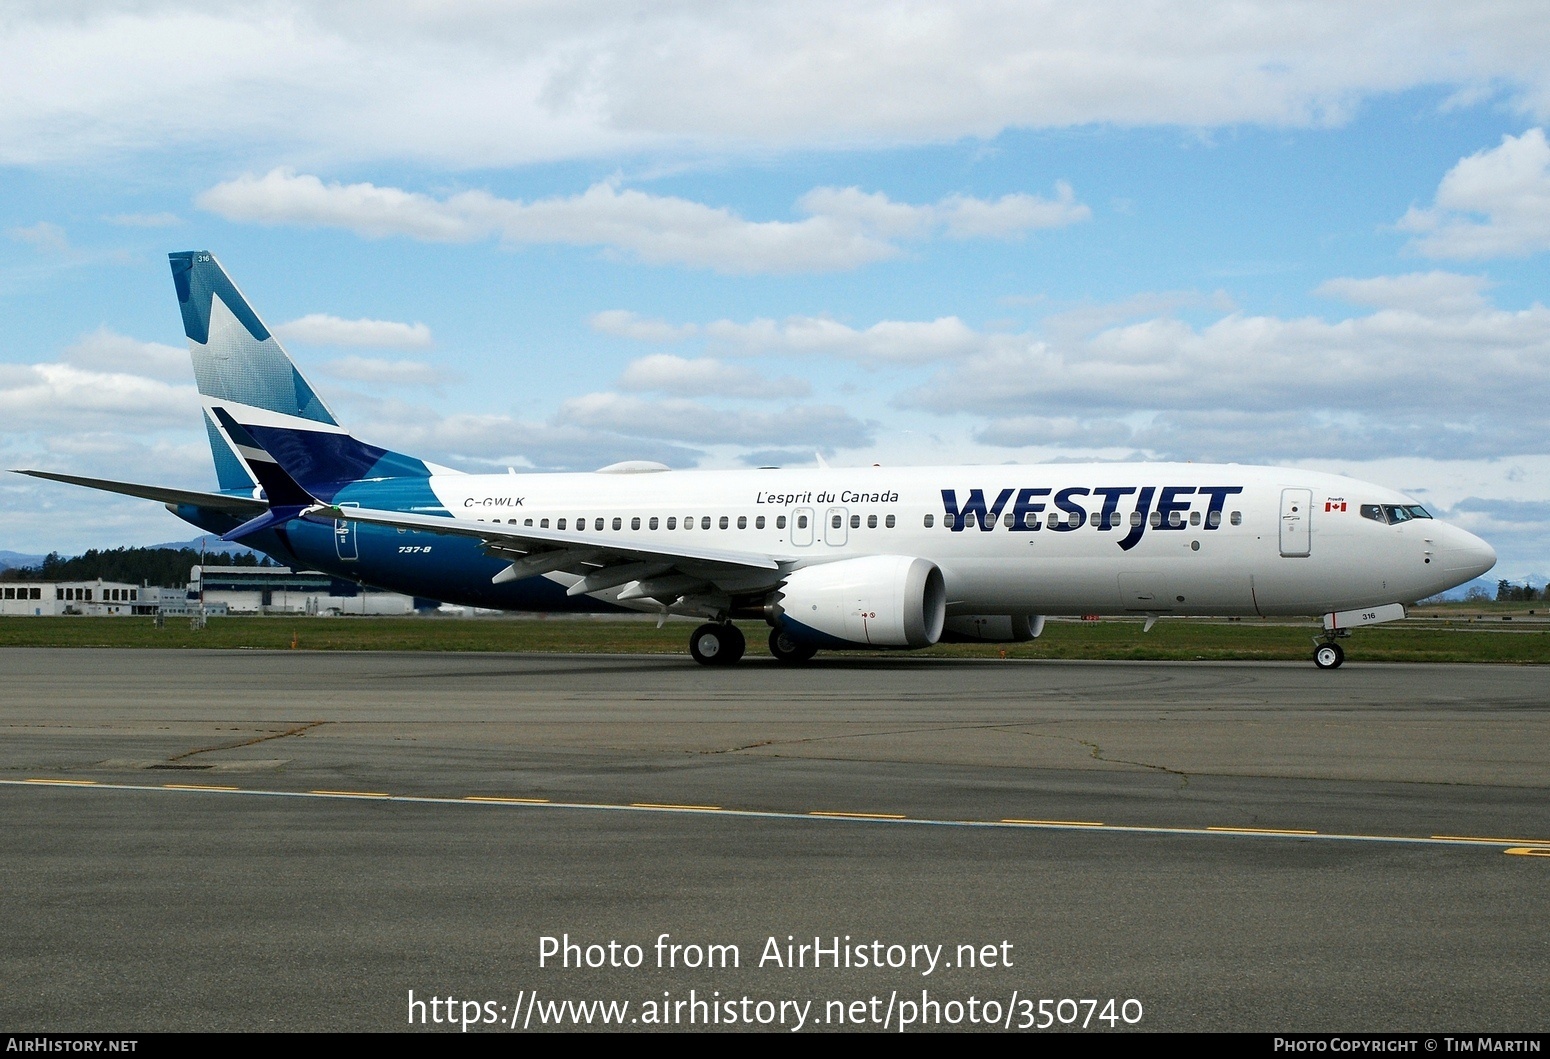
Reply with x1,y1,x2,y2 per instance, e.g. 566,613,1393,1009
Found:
1324,498,1347,512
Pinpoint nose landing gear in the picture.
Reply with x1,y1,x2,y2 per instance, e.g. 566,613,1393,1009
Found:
1313,640,1345,669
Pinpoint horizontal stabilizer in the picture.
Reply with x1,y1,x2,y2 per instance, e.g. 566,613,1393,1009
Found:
220,504,313,543
11,469,266,514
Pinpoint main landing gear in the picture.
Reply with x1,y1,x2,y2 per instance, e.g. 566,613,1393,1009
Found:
768,628,817,664
686,623,820,665
689,622,745,666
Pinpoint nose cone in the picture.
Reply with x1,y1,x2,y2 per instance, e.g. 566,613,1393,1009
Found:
1441,525,1497,581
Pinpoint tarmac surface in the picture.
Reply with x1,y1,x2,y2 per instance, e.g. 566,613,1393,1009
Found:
1,648,1546,1033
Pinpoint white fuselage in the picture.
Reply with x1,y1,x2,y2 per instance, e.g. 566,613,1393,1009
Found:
424,462,1495,617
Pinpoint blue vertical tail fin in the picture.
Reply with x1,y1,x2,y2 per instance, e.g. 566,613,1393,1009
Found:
170,251,440,502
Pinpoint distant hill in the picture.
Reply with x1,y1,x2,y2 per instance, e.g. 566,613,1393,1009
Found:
0,550,48,572
149,537,264,558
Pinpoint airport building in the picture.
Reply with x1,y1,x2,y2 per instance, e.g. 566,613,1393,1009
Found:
0,566,427,617
188,565,423,616
0,580,154,617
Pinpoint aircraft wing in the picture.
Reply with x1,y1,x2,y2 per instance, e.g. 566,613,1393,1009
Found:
314,503,784,604
12,470,268,514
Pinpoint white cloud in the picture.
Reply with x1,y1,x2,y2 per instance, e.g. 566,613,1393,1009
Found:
794,183,1089,239
975,415,1136,449
1314,272,1492,315
106,212,183,228
707,315,988,362
793,187,933,239
198,170,1089,273
616,355,809,399
558,392,871,448
7,5,1550,165
1040,289,1238,339
894,289,1550,460
590,310,699,343
275,313,434,348
317,356,449,387
937,184,1091,238
1399,128,1550,258
8,221,70,254
338,397,701,471
60,327,189,383
0,362,198,433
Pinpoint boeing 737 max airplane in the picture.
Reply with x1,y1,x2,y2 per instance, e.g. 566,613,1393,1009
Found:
16,252,1497,668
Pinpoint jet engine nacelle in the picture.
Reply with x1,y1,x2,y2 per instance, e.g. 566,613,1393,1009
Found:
774,555,946,648
939,613,1046,643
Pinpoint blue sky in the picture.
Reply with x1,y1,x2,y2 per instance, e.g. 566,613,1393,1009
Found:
2,2,1549,586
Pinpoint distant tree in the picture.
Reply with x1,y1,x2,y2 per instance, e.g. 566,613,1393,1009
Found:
0,546,275,587
1495,579,1540,603
1464,585,1493,602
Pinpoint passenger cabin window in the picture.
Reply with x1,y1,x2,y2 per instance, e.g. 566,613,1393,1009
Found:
701,516,712,530
720,516,729,529
850,514,860,529
612,517,622,530
777,516,787,529
649,517,659,530
797,514,808,529
886,514,896,528
756,516,766,529
868,514,878,528
557,518,566,530
737,515,747,529
540,518,550,528
1206,511,1220,528
1230,511,1242,526
1149,511,1162,528
832,514,842,529
667,517,677,529
923,514,934,528
1189,511,1201,527
631,517,641,530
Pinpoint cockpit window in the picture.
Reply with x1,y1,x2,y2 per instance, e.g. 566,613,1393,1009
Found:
1362,503,1433,525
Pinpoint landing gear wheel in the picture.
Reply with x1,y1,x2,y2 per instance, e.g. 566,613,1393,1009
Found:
689,623,745,666
720,623,745,664
1314,642,1345,670
769,628,818,664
